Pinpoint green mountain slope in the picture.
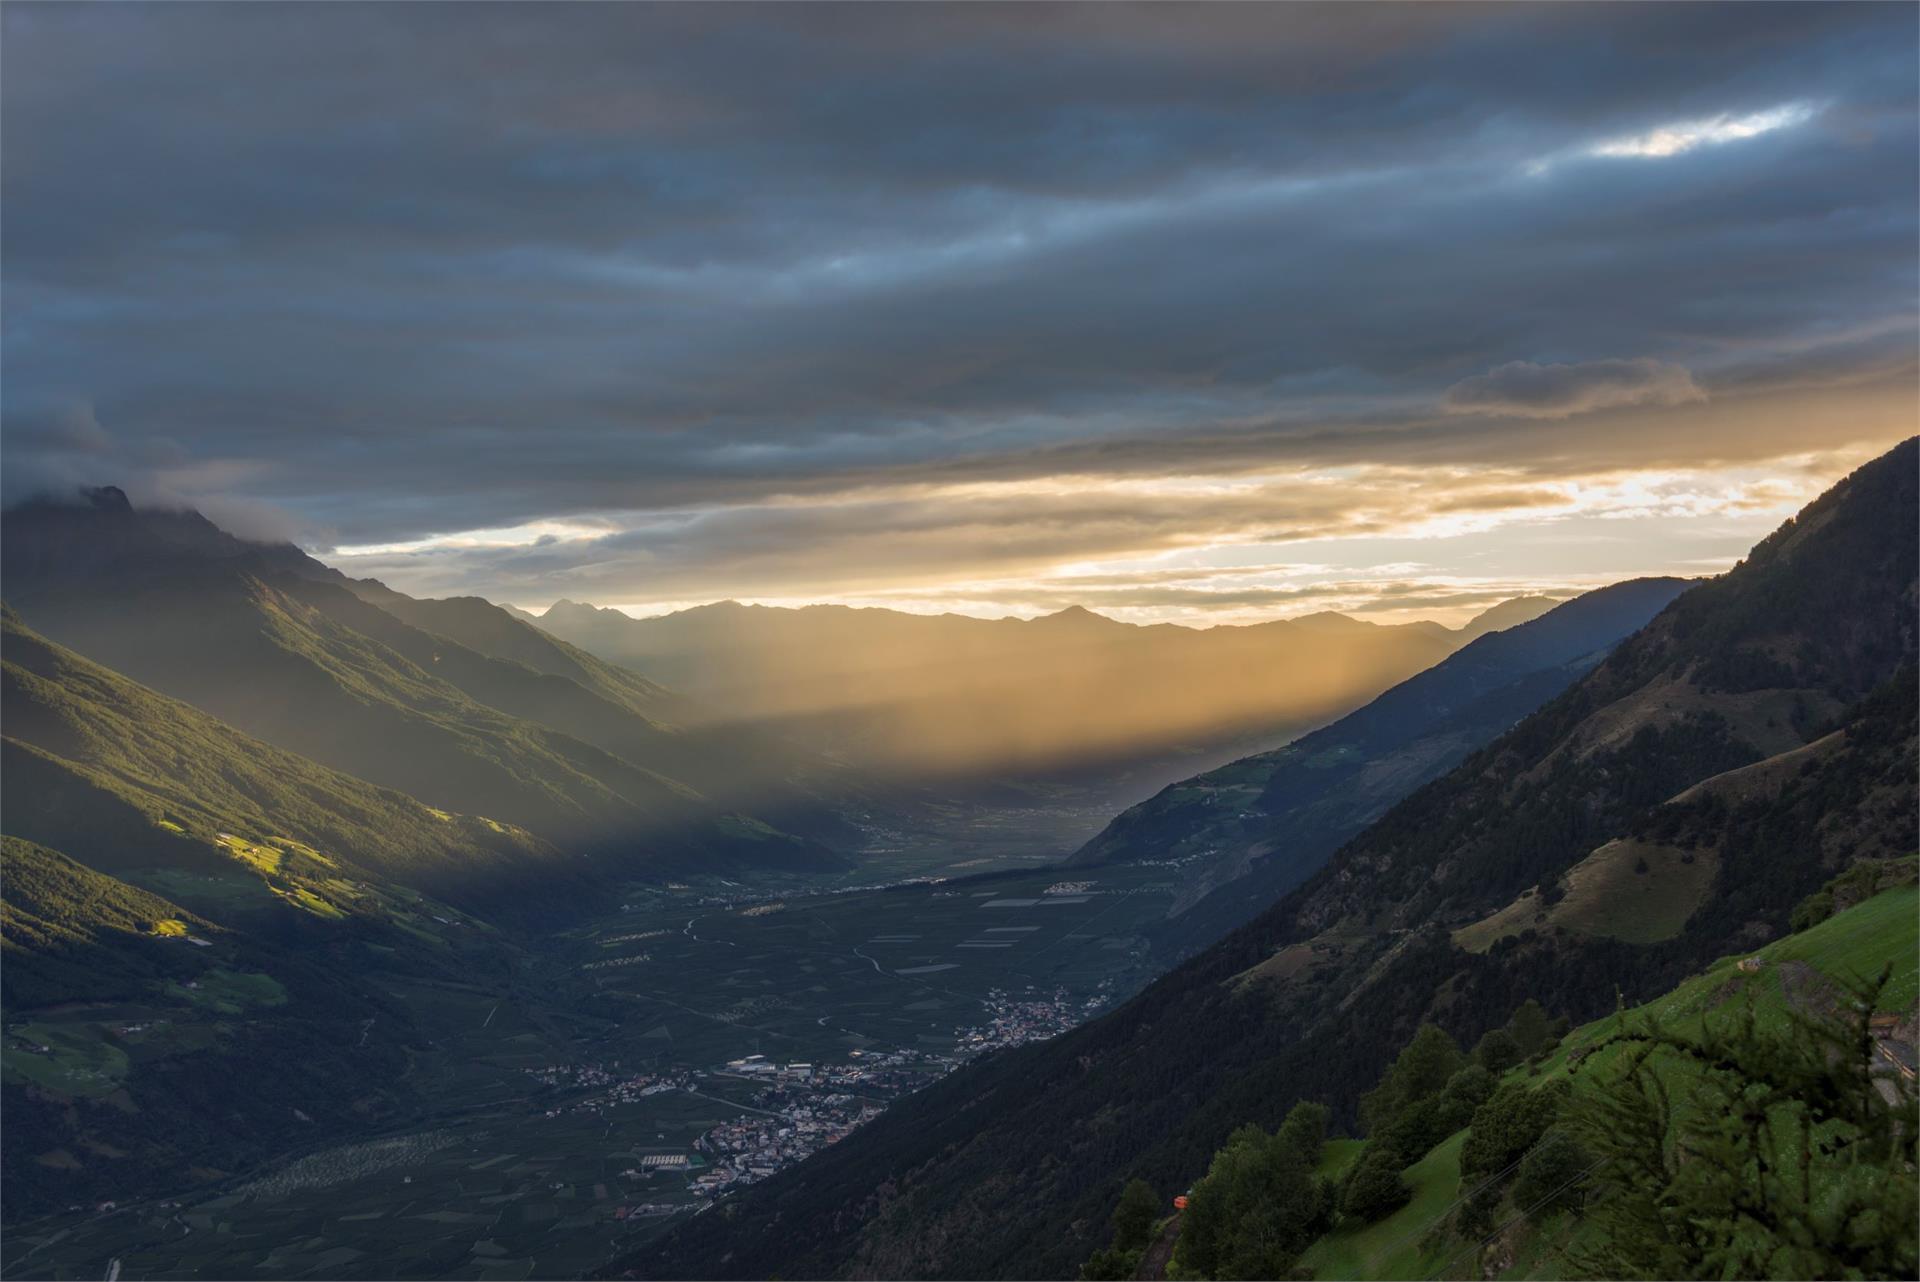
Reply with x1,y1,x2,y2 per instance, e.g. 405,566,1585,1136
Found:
1287,874,1916,1281
1,836,219,1009
0,494,842,872
0,830,466,1222
622,438,1917,1280
2,606,595,924
0,622,624,1219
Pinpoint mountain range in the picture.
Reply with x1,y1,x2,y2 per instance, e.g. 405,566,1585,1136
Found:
622,437,1917,1280
0,486,1524,1221
530,594,1547,800
4,441,1911,1269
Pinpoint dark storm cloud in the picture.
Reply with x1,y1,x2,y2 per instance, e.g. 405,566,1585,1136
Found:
2,1,1915,601
1444,359,1706,419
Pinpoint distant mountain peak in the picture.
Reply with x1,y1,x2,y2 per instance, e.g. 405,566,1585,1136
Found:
83,484,133,513
1283,610,1370,632
1036,604,1113,626
1458,594,1561,641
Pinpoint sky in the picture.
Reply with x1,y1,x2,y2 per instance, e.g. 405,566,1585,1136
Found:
4,2,1916,627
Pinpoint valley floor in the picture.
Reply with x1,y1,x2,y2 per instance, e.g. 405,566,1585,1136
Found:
3,848,1183,1281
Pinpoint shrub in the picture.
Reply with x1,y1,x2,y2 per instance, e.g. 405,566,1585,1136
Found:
1508,999,1551,1057
1277,1100,1330,1167
1340,1146,1412,1223
1461,1081,1569,1179
1078,1246,1139,1280
1375,1094,1455,1165
1789,889,1834,932
1473,1027,1523,1075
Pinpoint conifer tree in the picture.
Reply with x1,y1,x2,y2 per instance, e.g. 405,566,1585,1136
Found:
1568,968,1918,1280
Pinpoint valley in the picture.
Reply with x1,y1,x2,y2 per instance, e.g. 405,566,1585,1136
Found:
2,853,1184,1281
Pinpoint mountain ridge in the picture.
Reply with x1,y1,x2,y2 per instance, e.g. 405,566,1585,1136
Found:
622,436,1918,1281
0,496,852,870
1071,576,1693,958
529,588,1472,788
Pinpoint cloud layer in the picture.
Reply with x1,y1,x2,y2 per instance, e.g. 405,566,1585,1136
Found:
3,3,1914,621
1444,359,1708,419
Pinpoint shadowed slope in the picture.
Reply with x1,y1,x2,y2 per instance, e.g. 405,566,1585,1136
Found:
1074,577,1691,957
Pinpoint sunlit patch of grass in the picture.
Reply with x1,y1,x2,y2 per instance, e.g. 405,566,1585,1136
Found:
216,834,284,876
279,885,348,920
148,918,190,938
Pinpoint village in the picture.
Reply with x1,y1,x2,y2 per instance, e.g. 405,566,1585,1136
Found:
955,983,1116,1055
517,980,1124,1212
688,984,1122,1198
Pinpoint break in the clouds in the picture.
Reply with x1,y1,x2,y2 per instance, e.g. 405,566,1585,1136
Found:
3,2,1915,623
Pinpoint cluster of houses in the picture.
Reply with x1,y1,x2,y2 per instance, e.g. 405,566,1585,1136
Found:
692,1091,886,1193
954,983,1115,1056
525,1062,692,1118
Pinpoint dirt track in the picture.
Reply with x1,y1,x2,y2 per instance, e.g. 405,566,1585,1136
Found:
1134,1211,1183,1280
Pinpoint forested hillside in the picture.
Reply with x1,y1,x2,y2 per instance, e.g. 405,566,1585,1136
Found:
622,438,1917,1280
1074,577,1690,958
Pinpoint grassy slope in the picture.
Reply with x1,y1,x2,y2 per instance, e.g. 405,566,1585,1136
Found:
1314,1138,1366,1182
8,575,838,872
1302,1132,1465,1280
1299,882,1920,1280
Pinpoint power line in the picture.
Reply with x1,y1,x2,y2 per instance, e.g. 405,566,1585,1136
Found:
1422,1156,1609,1281
1335,1129,1557,1274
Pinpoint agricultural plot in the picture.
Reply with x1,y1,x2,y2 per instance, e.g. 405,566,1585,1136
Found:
568,864,1178,1063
